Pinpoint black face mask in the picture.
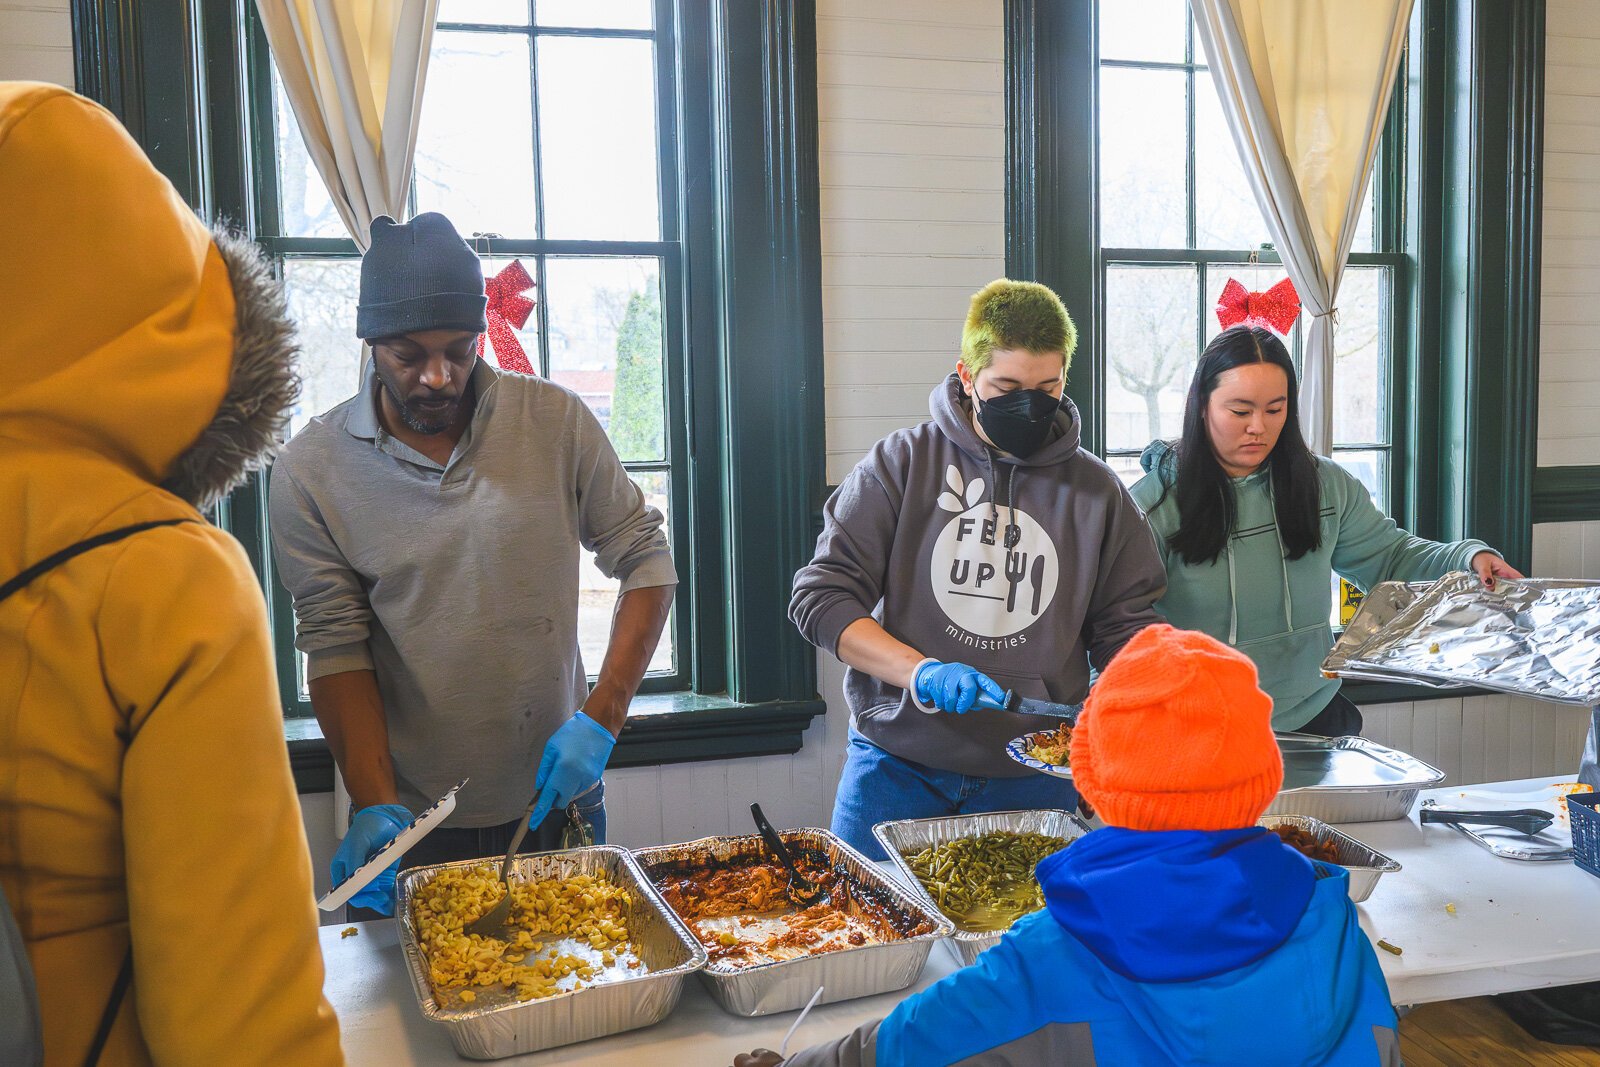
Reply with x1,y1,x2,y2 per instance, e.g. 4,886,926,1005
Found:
974,388,1062,458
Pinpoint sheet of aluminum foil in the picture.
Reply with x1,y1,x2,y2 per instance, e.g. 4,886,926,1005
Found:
1323,573,1600,706
632,828,952,1017
395,846,706,1060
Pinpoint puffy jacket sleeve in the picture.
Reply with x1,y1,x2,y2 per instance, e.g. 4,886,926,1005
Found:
788,460,902,657
99,524,345,1067
1326,462,1490,591
1082,479,1167,672
782,1019,881,1067
841,919,1093,1066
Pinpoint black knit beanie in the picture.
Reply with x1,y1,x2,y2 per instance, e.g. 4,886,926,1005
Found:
356,213,488,340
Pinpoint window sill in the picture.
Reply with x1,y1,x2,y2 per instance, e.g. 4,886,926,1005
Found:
286,693,827,794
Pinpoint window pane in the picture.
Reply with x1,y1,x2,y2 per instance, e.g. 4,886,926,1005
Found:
537,37,661,240
1195,83,1269,250
1107,454,1145,488
1105,265,1199,451
538,0,652,30
272,72,347,239
1332,266,1387,445
414,32,538,236
280,259,363,435
579,470,674,677
1332,448,1388,513
545,257,666,461
479,256,542,374
1349,172,1376,254
1203,265,1303,349
1099,68,1188,248
1098,0,1186,63
438,0,528,24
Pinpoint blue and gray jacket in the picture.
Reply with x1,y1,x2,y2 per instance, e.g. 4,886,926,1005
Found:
785,827,1400,1066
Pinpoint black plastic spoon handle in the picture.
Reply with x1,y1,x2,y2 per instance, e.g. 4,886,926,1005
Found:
751,802,800,869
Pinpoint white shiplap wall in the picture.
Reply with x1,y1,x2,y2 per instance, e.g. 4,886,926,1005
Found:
817,0,1006,485
1536,1,1600,588
1541,0,1600,471
0,0,73,86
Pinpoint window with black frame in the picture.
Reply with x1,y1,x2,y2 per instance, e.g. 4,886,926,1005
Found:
257,0,689,711
1095,0,1400,519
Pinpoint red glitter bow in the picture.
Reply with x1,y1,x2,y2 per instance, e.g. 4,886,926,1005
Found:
478,260,537,375
1215,277,1301,336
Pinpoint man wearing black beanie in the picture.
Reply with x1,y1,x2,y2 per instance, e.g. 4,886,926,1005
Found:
268,212,677,917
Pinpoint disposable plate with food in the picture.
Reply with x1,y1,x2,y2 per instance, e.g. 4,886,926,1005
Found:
1005,722,1074,779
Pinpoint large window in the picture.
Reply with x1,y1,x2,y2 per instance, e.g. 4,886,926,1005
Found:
258,2,687,706
1095,0,1400,517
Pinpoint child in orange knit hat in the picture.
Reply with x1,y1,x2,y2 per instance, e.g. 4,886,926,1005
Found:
745,625,1399,1066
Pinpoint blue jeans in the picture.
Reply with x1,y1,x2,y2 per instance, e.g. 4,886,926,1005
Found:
831,728,1079,860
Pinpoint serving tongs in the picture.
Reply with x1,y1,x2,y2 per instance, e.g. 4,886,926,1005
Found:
750,802,827,906
1420,807,1555,837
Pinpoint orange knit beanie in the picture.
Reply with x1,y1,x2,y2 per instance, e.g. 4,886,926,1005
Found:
1070,624,1282,831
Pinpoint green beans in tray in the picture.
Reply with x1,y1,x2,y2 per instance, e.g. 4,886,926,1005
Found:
902,832,1068,933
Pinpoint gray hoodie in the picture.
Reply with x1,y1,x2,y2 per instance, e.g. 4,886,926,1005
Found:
790,374,1166,776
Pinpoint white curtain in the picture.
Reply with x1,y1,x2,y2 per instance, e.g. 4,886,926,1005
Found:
1192,0,1413,455
255,0,441,250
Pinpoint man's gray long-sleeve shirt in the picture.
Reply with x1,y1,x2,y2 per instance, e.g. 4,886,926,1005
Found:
268,358,676,825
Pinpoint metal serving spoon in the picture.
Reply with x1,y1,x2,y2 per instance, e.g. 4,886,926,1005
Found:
463,793,540,938
465,786,598,938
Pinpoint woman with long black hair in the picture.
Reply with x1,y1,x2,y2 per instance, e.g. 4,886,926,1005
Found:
1129,287,1520,736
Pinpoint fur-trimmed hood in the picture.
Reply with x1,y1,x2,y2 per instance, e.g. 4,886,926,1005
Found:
162,227,299,510
0,81,297,514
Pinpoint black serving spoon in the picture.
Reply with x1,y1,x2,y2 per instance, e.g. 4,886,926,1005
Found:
750,803,826,905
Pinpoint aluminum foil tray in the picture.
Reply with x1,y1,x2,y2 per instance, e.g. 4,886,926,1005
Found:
1325,573,1600,705
1264,735,1445,823
396,846,706,1060
872,809,1088,966
1324,581,1439,687
632,828,952,1017
1259,815,1401,903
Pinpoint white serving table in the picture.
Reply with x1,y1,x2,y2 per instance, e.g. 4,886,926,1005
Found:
322,776,1600,1064
1334,776,1600,1006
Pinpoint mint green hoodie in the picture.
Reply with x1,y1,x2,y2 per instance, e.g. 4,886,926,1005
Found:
1130,442,1490,730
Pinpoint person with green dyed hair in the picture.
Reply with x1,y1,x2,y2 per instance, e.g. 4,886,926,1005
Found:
791,279,1166,857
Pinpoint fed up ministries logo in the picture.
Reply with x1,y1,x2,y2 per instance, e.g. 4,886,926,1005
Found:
930,464,1058,643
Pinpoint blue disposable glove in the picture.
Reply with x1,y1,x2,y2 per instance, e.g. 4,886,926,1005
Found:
528,712,615,830
913,660,1006,714
330,803,412,916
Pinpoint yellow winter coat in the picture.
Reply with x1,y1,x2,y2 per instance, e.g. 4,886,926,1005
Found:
0,83,344,1065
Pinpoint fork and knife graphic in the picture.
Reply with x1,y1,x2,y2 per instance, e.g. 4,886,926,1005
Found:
1002,550,1046,615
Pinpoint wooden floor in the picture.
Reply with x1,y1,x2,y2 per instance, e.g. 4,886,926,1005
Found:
1401,997,1600,1065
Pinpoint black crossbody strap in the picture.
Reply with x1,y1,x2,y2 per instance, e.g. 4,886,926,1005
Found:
0,520,193,605
82,951,132,1067
2,516,193,1065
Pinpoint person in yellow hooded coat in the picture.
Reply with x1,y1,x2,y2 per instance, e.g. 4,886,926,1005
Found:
0,83,344,1065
